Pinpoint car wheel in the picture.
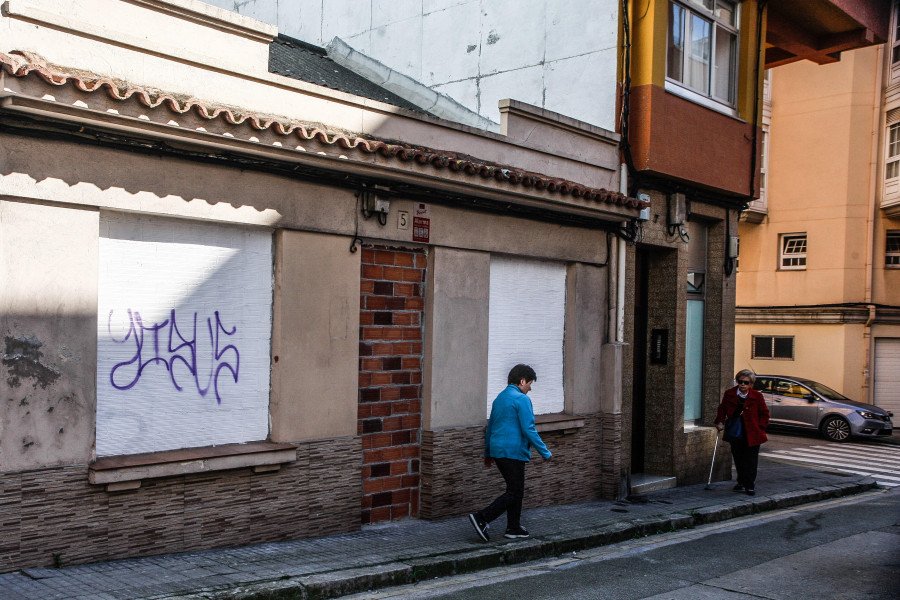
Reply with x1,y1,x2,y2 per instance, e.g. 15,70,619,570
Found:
821,416,851,442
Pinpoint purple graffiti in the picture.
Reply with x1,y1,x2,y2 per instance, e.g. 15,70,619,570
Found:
107,309,240,404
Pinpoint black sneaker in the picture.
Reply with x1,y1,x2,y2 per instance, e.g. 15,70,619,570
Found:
468,513,489,542
746,489,756,496
504,526,529,539
733,484,745,492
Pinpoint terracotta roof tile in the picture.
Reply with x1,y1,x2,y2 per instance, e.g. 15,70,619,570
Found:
0,51,647,210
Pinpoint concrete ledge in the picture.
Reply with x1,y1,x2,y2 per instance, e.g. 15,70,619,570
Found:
89,441,298,490
535,414,586,434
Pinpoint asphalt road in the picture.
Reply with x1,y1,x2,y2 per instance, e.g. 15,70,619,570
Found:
764,429,898,451
343,488,900,600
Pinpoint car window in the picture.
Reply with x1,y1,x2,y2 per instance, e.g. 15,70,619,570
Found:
775,379,811,398
753,377,772,393
804,380,850,402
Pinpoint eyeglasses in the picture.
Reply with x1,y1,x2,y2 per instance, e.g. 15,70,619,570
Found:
737,380,752,385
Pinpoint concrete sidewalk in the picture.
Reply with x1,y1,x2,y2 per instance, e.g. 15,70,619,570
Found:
0,459,880,600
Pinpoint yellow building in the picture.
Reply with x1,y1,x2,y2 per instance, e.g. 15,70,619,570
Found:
736,14,900,419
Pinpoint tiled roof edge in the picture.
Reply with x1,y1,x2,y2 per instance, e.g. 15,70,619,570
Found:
0,51,648,210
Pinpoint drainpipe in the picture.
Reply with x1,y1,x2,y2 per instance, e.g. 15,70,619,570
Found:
617,163,628,343
862,45,884,403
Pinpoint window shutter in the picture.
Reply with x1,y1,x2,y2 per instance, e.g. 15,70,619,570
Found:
887,107,900,125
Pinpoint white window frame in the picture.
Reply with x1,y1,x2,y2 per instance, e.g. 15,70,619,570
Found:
887,230,900,268
884,117,900,204
779,233,807,270
752,335,794,360
666,0,740,115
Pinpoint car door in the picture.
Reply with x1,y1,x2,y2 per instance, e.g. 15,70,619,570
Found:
753,377,777,417
772,378,819,428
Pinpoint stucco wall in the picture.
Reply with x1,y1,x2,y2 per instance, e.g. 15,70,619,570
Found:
1,201,98,472
271,230,361,443
423,247,490,430
202,0,620,130
737,49,879,307
734,323,864,399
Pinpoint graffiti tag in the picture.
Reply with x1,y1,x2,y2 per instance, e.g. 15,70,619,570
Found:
107,309,240,404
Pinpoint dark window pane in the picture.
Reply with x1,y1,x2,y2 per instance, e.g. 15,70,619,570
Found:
668,3,685,81
887,231,900,252
753,336,772,358
773,337,793,359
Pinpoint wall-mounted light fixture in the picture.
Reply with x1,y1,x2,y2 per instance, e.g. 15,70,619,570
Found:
667,192,689,242
360,185,391,226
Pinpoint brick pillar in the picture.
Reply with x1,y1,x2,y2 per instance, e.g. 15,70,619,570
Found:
358,245,425,523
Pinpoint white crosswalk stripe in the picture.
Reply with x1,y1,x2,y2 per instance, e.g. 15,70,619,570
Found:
762,443,900,487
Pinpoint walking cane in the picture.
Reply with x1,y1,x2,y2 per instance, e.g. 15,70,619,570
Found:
704,429,720,490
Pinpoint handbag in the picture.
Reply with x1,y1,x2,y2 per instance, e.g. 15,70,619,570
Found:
723,403,745,443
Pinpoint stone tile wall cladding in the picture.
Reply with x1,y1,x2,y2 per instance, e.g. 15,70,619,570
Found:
358,245,425,524
420,418,605,520
0,438,361,572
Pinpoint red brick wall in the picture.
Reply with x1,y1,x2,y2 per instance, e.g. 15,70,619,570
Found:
358,245,425,524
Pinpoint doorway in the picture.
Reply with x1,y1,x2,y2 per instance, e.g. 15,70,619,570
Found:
631,248,649,473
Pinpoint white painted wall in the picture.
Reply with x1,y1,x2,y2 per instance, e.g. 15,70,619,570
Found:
487,255,566,415
96,213,273,456
202,0,620,130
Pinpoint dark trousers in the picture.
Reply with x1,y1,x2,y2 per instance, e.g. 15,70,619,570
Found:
730,437,761,490
478,457,526,529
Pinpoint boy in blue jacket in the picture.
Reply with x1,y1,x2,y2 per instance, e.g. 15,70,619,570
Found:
469,364,552,541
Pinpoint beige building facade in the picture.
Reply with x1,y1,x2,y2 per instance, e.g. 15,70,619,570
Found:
736,37,900,418
0,0,647,571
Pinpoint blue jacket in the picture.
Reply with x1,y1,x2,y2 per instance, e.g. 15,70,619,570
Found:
484,385,551,461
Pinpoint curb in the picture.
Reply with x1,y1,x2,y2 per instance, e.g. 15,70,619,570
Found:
160,478,877,600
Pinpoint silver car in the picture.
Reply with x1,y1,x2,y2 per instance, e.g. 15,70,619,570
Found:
753,375,894,442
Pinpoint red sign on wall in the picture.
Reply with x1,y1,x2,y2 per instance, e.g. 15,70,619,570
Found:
413,217,430,242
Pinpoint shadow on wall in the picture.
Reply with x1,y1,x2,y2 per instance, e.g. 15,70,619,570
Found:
0,132,331,224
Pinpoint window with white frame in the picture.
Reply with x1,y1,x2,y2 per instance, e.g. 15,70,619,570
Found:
892,1,900,66
887,121,900,178
887,230,900,267
752,335,794,360
780,233,807,270
885,116,900,203
667,0,739,107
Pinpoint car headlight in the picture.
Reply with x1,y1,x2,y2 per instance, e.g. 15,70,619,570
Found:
856,410,878,419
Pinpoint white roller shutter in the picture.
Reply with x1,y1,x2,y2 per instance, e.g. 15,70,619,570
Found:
96,213,273,456
487,255,566,416
873,338,900,417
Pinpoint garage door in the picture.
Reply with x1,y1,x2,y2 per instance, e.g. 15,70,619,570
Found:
873,338,900,417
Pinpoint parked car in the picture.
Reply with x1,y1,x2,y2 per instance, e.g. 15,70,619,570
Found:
752,375,894,442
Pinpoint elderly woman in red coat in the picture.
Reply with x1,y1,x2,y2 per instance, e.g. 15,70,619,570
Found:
715,369,770,496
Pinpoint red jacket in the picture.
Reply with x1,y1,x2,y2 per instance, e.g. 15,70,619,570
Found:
715,387,770,447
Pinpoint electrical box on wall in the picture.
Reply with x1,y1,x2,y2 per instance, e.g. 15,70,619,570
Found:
668,193,686,226
363,193,390,215
637,193,651,221
728,236,739,258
